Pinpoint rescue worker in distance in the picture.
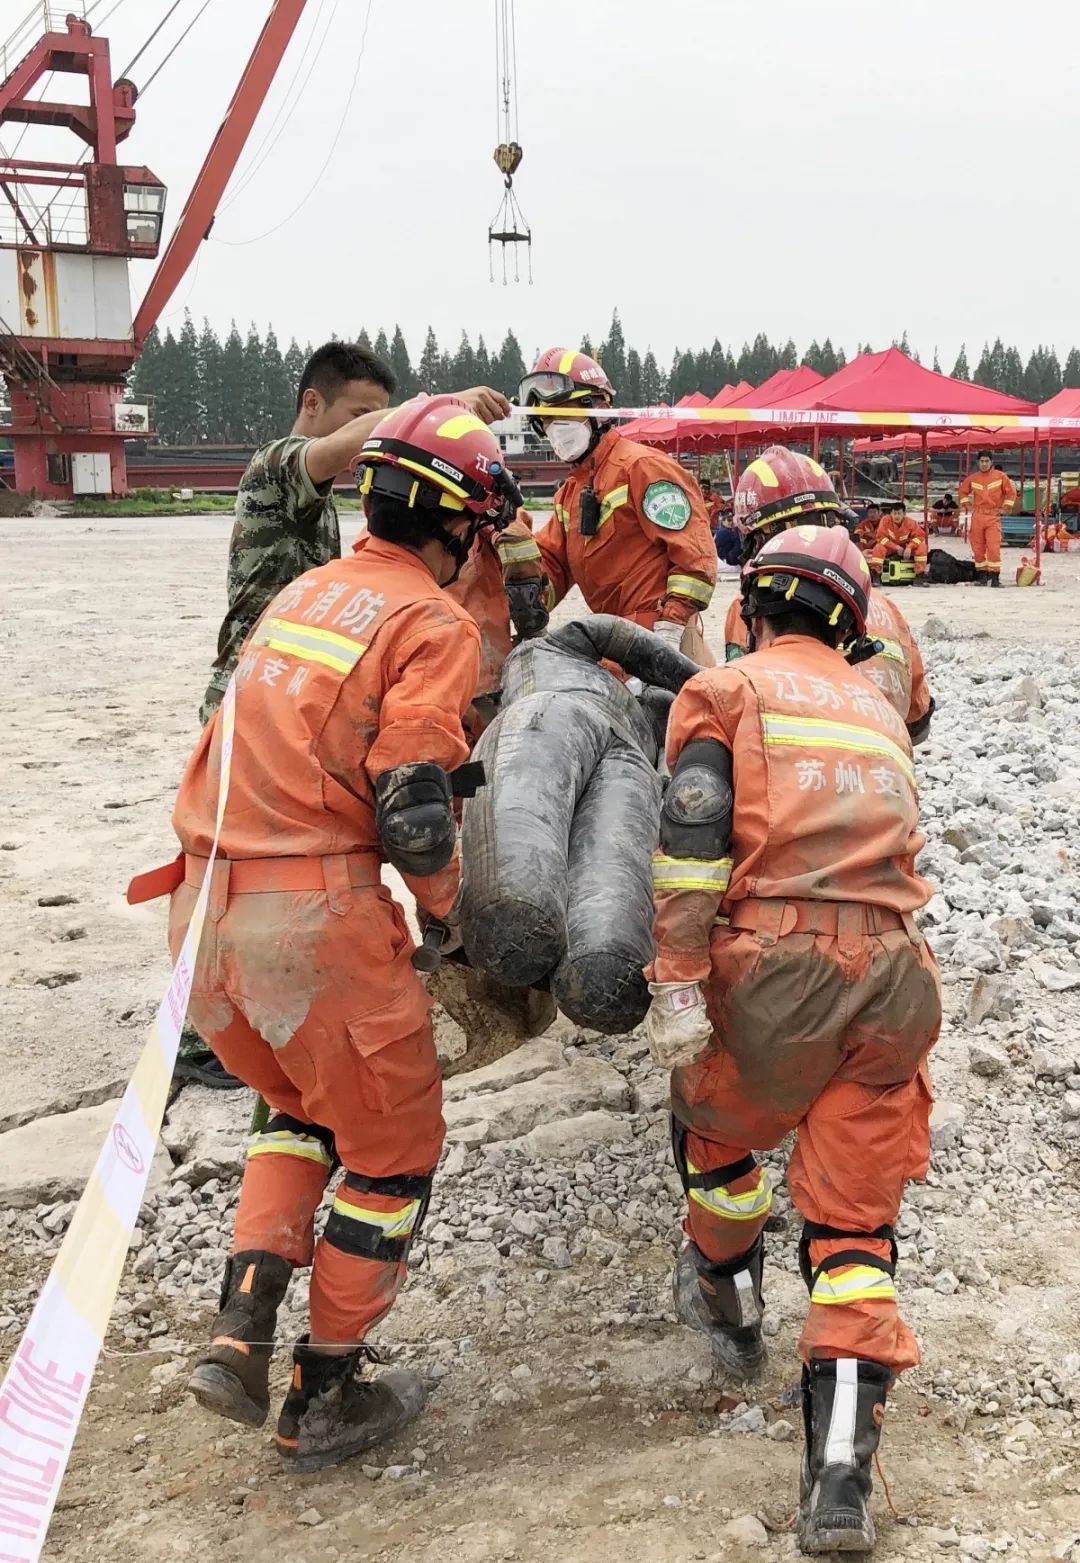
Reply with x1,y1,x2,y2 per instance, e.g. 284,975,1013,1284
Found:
869,498,929,581
854,502,880,553
958,449,1016,586
723,449,933,745
644,525,941,1555
161,397,519,1472
520,349,718,664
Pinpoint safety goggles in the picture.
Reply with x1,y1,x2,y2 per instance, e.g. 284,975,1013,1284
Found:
517,371,606,410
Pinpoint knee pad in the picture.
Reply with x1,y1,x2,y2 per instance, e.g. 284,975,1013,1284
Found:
660,740,733,861
323,1169,434,1264
670,1118,772,1223
252,1112,338,1172
799,1220,898,1306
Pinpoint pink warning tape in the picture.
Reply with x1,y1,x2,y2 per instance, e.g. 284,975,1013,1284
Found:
0,684,235,1562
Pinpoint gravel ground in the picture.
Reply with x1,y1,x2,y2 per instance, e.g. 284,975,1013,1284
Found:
1,515,1079,1562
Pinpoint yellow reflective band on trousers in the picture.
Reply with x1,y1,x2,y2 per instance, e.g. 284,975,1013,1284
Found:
760,712,916,787
595,485,630,531
652,853,733,894
687,1161,772,1222
247,1130,333,1169
331,1196,421,1240
496,537,542,564
810,1265,897,1306
666,572,713,606
252,617,366,676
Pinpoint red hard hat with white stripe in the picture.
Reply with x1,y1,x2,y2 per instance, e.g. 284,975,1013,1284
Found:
733,446,842,536
518,347,616,410
357,395,513,517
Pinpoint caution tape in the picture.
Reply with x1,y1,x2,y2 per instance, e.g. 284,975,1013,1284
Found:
509,403,1080,431
0,684,235,1563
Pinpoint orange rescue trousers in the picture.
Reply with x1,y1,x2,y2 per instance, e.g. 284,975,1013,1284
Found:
169,852,443,1346
671,899,940,1376
969,512,1002,574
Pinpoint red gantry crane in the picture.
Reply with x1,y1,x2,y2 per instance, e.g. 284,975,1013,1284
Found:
0,0,309,499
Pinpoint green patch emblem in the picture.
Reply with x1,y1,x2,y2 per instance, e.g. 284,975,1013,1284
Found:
642,480,692,530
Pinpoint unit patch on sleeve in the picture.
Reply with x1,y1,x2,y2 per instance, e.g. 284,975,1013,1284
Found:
642,480,693,530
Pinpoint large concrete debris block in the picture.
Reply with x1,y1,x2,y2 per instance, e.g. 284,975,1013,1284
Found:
0,1099,173,1211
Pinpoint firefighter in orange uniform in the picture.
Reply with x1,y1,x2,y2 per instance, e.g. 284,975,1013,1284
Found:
869,499,928,580
644,524,940,1554
721,451,934,745
854,502,880,553
519,349,717,664
958,450,1016,586
152,399,522,1472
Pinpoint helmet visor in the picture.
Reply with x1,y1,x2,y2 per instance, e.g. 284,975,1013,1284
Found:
518,370,577,408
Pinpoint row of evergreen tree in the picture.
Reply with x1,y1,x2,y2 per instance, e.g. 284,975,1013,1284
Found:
130,311,1080,447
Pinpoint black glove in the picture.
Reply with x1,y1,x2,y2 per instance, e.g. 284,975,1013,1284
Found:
507,578,550,639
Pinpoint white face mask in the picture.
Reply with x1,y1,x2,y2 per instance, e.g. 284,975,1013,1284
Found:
546,418,592,463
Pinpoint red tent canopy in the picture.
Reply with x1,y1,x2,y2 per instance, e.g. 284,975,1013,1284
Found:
629,387,745,448
677,381,755,448
853,387,1080,453
1037,388,1080,419
782,348,1036,421
745,365,823,405
620,391,702,443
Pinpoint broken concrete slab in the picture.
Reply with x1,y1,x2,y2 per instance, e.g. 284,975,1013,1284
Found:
442,1037,566,1101
0,1098,173,1210
443,1058,631,1144
508,1110,634,1159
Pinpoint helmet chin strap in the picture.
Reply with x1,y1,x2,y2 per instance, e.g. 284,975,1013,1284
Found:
579,417,606,462
432,516,481,586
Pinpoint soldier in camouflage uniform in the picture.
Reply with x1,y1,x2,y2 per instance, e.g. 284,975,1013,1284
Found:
179,343,510,1085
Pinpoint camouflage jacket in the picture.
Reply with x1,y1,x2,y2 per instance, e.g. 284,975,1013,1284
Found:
201,436,338,722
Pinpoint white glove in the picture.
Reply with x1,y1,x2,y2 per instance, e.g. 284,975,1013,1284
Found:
652,619,686,654
644,981,712,1069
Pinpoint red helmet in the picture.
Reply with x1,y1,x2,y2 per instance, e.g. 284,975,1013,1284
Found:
518,347,616,410
742,523,871,637
733,446,841,537
357,395,517,519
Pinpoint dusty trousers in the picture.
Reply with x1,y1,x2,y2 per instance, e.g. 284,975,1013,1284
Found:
671,901,941,1375
970,511,1002,573
169,853,442,1345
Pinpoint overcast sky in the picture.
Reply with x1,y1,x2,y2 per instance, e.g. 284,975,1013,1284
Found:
11,0,1071,368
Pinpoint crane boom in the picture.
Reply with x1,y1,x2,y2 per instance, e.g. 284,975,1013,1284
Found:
132,0,309,347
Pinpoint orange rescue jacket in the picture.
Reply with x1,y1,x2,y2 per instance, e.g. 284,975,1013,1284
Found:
535,429,716,627
651,636,931,983
958,468,1016,520
173,537,481,915
722,590,931,732
872,514,927,561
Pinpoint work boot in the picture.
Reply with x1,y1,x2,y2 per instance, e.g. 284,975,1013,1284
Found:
797,1358,891,1555
173,1023,244,1090
988,571,1001,588
188,1250,293,1427
275,1337,427,1473
673,1236,767,1379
